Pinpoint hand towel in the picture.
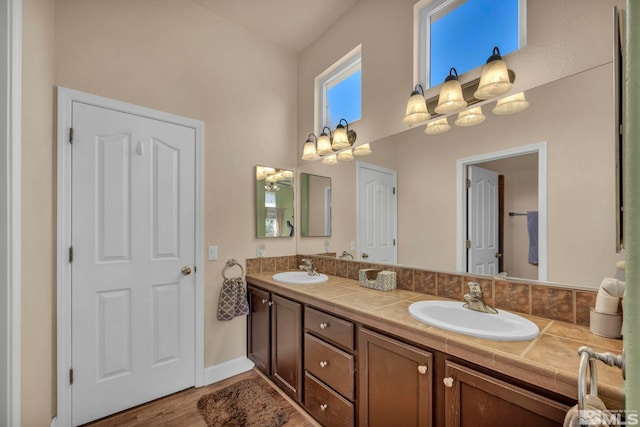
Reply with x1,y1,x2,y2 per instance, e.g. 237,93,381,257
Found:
217,277,250,321
527,211,539,265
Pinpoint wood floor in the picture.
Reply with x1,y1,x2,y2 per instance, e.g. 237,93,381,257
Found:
82,368,320,427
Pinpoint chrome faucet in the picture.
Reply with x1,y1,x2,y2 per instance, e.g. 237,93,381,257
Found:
463,281,498,314
298,258,320,276
339,250,354,259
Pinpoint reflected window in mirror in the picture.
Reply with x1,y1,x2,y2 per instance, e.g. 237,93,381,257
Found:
256,166,295,238
300,173,331,237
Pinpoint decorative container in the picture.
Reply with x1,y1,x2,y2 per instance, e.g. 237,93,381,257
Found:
359,269,396,292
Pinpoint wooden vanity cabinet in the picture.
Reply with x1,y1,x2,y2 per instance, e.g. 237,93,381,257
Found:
358,327,433,427
443,361,569,427
247,285,302,402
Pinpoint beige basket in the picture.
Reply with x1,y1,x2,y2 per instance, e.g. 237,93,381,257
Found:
359,269,396,291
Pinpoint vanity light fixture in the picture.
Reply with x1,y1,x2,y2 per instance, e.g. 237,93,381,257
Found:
321,153,338,165
424,117,451,135
434,68,467,114
403,84,430,126
337,149,354,161
331,119,354,150
317,126,334,155
353,143,372,156
474,47,513,100
492,92,529,115
455,106,485,127
301,134,320,160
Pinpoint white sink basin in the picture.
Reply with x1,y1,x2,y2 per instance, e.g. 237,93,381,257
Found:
408,300,539,341
272,271,329,285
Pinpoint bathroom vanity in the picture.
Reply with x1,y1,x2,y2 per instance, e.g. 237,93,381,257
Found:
246,271,623,426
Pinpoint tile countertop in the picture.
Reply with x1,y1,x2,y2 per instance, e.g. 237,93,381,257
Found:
246,271,625,410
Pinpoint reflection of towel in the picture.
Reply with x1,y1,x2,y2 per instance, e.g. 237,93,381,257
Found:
563,394,613,426
217,277,250,321
527,211,539,265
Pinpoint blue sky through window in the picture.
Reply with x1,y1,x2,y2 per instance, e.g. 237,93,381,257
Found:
326,69,361,128
429,0,519,87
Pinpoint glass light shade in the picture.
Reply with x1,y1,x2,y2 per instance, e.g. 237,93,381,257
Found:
337,149,354,161
424,117,451,135
321,154,338,165
353,143,372,156
317,133,333,155
302,141,319,160
474,58,512,100
332,126,350,150
455,107,486,127
281,170,294,179
492,92,529,115
403,93,430,126
434,79,467,114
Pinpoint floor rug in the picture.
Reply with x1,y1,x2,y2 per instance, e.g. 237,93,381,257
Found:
197,379,289,427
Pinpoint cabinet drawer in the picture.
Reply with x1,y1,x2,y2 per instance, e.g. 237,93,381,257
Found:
305,306,354,350
305,372,354,427
305,333,355,400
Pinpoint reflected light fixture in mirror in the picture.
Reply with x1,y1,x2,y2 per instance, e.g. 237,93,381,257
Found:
317,126,334,155
474,46,513,100
434,68,467,114
455,106,485,127
353,143,372,156
424,117,451,135
302,134,320,160
322,154,338,165
493,92,530,115
337,149,354,161
403,84,430,126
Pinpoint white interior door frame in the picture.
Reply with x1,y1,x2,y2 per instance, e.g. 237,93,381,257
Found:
456,142,548,281
1,0,21,425
56,87,205,426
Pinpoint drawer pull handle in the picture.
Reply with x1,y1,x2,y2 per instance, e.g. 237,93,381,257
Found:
443,377,454,388
418,365,428,375
320,361,328,368
319,322,329,329
320,403,328,411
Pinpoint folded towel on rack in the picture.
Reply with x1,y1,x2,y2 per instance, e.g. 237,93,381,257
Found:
217,277,250,321
527,211,539,265
563,394,614,427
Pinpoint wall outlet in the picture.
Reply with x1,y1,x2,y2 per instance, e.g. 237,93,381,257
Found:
350,241,356,251
257,243,266,257
208,245,218,261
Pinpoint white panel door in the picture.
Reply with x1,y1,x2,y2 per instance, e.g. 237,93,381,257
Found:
467,165,499,275
357,163,397,263
71,102,196,426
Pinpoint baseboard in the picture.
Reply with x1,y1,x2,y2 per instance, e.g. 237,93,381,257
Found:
203,356,255,386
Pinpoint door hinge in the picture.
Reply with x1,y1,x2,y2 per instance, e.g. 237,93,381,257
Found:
68,246,73,263
393,238,396,246
620,123,623,135
466,179,471,189
466,240,471,249
393,187,396,195
69,368,74,385
194,265,197,273
69,127,74,144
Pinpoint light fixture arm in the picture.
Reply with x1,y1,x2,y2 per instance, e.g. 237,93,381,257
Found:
486,46,502,63
445,67,459,82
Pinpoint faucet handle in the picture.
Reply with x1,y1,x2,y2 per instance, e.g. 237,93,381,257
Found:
467,281,483,297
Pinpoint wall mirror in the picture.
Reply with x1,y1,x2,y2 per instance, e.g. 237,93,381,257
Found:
256,165,295,238
300,173,331,237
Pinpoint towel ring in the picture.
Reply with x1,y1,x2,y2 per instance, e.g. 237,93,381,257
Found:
223,259,244,279
577,346,598,411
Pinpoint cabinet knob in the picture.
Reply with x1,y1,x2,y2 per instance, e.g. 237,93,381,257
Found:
320,403,328,411
268,301,273,306
320,361,328,368
261,299,267,304
443,377,454,388
319,322,329,329
417,365,428,375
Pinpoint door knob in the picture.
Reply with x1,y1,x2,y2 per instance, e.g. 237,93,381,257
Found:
181,266,192,276
361,252,369,259
495,253,503,258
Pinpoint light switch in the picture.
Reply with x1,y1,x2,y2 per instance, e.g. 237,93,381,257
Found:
208,246,218,261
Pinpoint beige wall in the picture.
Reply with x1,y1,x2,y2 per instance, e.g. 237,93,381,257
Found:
297,0,624,288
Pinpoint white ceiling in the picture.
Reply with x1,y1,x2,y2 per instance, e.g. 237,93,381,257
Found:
192,0,359,54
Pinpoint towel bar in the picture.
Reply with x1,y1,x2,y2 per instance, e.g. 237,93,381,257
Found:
577,346,625,411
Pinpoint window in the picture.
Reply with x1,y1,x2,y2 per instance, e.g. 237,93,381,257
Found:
415,0,526,88
315,45,362,131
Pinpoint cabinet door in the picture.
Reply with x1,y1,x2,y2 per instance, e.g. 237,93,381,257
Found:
359,328,433,427
444,361,569,427
271,294,303,402
247,286,270,375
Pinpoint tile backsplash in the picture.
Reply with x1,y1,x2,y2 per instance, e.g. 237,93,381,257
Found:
245,254,601,328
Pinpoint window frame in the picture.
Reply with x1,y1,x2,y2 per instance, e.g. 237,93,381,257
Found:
413,0,527,89
314,44,362,133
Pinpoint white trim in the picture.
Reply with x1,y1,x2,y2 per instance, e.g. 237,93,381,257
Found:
456,142,548,281
203,357,255,386
1,0,21,426
56,87,205,426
